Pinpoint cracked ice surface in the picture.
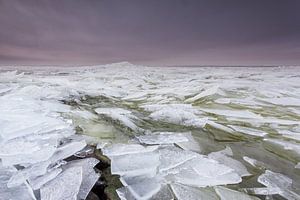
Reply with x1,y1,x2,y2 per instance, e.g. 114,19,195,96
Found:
0,69,99,199
1,64,300,199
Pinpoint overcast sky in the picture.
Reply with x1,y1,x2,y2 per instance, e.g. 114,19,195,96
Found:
0,0,299,66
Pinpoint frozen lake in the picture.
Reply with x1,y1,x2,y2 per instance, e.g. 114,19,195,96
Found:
1,63,300,200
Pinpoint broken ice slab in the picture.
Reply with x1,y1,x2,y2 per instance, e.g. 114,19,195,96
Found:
40,166,83,200
127,178,161,200
66,158,99,200
95,107,139,131
122,91,149,101
158,146,198,173
7,139,87,187
241,187,282,196
208,148,251,177
117,179,175,200
7,161,51,188
214,186,260,200
117,182,173,200
103,143,158,157
0,164,36,200
243,156,266,170
165,155,242,187
116,187,134,200
69,109,98,120
137,132,189,145
1,145,56,166
226,117,300,126
28,168,62,190
259,97,300,107
216,146,233,156
49,139,87,163
214,97,261,107
296,163,300,169
0,112,73,142
200,108,263,119
204,121,247,141
120,174,157,187
0,139,42,157
110,151,159,177
175,132,202,152
228,125,268,138
263,138,300,162
96,141,109,149
171,183,219,200
185,85,225,103
277,129,300,142
0,132,62,166
258,170,300,200
74,146,94,158
141,104,207,128
258,170,292,190
149,184,174,200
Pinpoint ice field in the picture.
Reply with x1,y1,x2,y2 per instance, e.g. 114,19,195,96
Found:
0,63,300,200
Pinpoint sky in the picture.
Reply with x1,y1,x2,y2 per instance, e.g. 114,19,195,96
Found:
0,0,299,66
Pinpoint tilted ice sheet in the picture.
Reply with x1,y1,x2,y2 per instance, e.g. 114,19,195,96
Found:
67,158,100,200
257,170,300,200
214,186,260,200
263,138,300,161
166,155,242,187
171,184,220,200
127,178,161,200
95,107,140,131
227,125,267,137
200,108,263,119
110,151,160,177
158,146,198,173
28,168,63,190
137,132,189,145
185,85,225,103
103,143,158,157
208,148,251,177
142,104,208,128
7,161,51,188
40,166,83,200
259,97,300,106
0,164,36,200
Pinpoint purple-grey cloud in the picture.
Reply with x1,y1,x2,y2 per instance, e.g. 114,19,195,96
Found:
0,0,299,66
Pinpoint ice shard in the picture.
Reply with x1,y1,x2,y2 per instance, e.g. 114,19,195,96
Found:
40,166,83,200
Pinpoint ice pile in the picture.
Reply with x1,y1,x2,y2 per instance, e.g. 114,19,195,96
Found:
95,107,141,132
103,132,259,200
1,64,300,199
242,170,300,200
141,104,208,128
0,72,100,200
